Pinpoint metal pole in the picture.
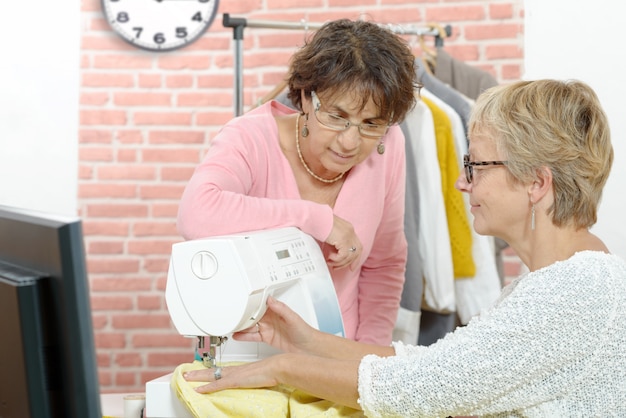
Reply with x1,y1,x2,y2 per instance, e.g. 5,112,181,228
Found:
223,14,246,116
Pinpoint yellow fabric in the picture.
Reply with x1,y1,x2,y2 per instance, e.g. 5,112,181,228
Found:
172,361,365,418
421,96,476,279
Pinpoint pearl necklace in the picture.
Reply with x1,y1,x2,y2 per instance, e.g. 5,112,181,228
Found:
295,113,345,184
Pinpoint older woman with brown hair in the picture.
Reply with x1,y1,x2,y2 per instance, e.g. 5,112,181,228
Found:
177,19,419,345
186,79,626,416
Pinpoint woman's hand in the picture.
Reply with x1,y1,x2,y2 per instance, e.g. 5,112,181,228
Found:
325,215,362,269
184,352,364,410
184,355,284,394
231,296,318,355
185,297,314,393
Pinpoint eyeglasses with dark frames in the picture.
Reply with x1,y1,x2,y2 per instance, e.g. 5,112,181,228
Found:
310,91,390,139
463,154,507,183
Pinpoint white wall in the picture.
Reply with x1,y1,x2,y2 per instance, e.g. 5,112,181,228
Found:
524,0,626,258
0,1,80,216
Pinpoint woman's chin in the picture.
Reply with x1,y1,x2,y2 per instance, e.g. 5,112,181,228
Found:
472,221,489,237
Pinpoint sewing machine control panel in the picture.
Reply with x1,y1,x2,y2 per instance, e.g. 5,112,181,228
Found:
268,237,317,281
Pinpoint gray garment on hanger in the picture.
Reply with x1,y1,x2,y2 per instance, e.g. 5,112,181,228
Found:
399,122,423,313
434,48,499,101
415,57,472,140
418,309,457,346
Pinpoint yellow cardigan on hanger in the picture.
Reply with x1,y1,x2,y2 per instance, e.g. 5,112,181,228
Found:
421,96,476,279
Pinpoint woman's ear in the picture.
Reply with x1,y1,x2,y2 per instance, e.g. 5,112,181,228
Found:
300,89,310,113
529,166,553,203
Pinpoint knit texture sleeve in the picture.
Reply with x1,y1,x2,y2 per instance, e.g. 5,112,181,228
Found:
358,252,626,417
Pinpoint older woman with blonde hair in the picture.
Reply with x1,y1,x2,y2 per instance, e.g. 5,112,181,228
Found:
185,79,626,416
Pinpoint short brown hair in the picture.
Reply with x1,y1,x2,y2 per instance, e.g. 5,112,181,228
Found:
287,19,419,125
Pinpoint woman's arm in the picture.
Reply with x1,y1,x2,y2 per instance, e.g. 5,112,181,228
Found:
184,297,394,409
234,297,395,360
176,114,334,242
175,109,361,266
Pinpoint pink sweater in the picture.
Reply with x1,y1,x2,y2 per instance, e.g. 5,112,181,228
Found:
177,101,407,345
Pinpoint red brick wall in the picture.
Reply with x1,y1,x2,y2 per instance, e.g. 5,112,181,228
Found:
80,0,525,392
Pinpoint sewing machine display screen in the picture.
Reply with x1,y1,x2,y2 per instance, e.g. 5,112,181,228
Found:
275,249,290,260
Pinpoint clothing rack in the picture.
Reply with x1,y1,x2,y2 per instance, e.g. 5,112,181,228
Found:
222,13,452,116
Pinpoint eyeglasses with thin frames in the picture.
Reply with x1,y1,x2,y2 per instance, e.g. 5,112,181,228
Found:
310,91,390,139
463,154,507,183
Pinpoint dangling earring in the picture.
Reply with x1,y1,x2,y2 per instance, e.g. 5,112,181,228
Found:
377,141,385,155
301,113,309,138
531,203,536,231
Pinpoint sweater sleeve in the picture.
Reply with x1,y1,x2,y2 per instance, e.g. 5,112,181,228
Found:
177,105,334,242
357,253,624,417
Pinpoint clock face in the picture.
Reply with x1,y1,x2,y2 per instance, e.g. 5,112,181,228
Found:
101,0,220,52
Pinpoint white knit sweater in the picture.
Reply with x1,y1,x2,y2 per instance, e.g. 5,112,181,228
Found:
358,251,626,417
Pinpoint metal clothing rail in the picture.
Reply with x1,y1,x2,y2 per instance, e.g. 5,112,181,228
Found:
222,13,451,116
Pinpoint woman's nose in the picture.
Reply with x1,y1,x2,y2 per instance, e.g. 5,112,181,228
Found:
455,171,471,193
337,125,361,148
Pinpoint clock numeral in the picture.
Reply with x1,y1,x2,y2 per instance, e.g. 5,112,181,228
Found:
116,12,129,23
154,33,166,45
132,27,143,39
176,27,188,39
192,12,203,22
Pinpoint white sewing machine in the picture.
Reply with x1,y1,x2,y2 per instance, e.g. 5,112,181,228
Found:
145,227,345,417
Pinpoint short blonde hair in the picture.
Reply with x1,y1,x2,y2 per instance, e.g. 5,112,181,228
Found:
469,79,613,229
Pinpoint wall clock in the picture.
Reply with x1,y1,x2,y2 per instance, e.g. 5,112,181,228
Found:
101,0,220,52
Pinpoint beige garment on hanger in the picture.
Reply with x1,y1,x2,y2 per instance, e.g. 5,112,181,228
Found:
250,79,289,111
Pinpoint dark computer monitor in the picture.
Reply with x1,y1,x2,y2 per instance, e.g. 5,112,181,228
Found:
0,205,101,418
